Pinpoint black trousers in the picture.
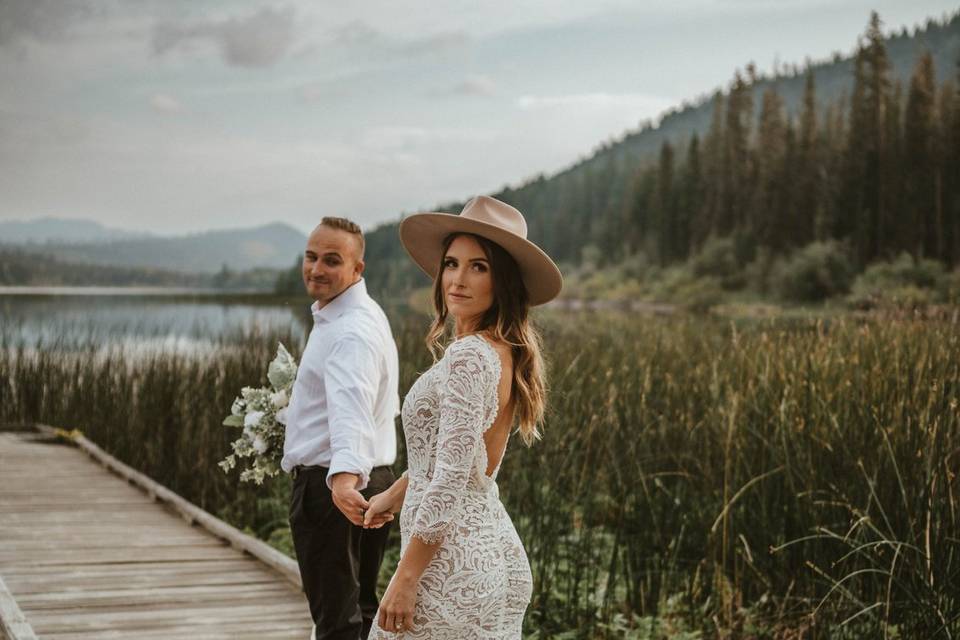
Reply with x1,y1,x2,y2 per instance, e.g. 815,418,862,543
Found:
290,466,395,640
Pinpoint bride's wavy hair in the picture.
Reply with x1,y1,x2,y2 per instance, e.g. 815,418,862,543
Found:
426,232,547,445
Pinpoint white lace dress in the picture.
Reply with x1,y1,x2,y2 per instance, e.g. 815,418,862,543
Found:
368,335,533,639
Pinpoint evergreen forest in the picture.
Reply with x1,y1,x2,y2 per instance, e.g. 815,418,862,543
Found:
347,12,960,310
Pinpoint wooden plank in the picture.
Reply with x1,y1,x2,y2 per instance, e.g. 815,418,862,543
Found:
41,618,313,640
0,426,313,638
0,545,244,566
0,576,37,640
34,424,301,588
0,534,224,549
28,600,308,632
16,582,302,610
3,562,282,594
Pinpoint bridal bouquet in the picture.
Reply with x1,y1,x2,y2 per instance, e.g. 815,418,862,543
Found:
219,343,298,484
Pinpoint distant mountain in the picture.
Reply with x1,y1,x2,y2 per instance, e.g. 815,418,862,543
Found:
10,222,307,274
0,248,284,290
0,217,150,244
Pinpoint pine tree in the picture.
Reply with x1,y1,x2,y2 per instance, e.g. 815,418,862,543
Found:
702,92,726,239
863,11,892,263
656,141,676,264
819,97,847,241
795,68,819,246
842,53,868,246
904,52,938,258
946,56,960,265
681,134,705,255
754,87,788,249
722,71,754,236
844,12,891,266
883,80,904,255
948,58,960,266
628,166,657,258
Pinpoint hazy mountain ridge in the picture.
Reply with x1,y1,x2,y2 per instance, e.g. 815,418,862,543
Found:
6,222,307,274
0,217,152,244
0,248,286,290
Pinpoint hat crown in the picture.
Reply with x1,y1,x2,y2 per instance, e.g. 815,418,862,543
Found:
461,195,527,239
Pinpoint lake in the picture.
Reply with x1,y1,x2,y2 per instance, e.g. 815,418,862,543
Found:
0,288,314,350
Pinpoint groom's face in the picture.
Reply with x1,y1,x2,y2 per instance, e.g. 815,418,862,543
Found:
302,225,364,307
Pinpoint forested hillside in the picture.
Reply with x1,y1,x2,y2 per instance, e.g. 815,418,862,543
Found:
0,249,283,291
353,11,960,304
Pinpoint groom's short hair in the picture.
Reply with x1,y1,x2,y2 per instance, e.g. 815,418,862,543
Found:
320,216,364,258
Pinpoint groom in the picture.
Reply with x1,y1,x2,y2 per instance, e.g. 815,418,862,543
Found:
281,217,399,640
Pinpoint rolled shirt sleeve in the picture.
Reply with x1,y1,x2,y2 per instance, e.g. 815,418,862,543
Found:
324,333,382,491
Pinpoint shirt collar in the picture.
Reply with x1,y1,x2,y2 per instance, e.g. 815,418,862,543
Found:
310,278,367,324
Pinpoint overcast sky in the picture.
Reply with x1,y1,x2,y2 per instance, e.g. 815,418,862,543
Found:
1,0,956,236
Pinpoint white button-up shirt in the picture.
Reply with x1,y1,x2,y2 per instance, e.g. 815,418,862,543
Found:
281,278,399,490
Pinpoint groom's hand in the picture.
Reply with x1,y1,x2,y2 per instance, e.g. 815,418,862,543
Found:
330,473,369,526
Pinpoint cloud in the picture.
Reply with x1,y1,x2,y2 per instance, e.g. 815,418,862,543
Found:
517,92,673,113
328,19,468,57
0,0,95,46
330,20,383,48
152,5,296,68
150,93,183,114
398,30,466,55
357,124,493,156
449,74,497,97
358,126,429,152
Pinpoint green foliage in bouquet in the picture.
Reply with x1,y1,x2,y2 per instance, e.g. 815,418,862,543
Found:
220,343,298,484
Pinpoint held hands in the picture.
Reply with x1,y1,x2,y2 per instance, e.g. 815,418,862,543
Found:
363,490,398,529
329,473,369,526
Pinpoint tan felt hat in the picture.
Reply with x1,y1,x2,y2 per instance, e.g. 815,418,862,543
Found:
399,195,563,306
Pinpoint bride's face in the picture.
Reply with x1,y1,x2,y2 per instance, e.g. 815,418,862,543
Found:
441,235,494,329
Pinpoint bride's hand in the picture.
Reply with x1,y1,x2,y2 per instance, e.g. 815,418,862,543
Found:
378,575,417,634
363,491,397,529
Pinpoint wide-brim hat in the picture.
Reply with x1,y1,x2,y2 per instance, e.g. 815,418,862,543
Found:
399,195,563,306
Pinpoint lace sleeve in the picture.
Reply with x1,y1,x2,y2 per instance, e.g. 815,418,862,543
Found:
410,339,493,545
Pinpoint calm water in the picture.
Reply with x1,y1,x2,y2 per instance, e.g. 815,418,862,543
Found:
0,289,313,349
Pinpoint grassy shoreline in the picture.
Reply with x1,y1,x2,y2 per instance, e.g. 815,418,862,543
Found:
2,311,958,638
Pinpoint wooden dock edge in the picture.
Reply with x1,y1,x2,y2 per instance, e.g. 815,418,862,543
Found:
31,423,303,591
0,576,37,640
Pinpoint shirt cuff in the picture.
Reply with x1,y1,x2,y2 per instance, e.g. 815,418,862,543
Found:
326,451,372,491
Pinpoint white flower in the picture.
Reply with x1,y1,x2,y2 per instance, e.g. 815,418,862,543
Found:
268,343,298,390
244,410,265,428
220,341,300,484
270,389,288,409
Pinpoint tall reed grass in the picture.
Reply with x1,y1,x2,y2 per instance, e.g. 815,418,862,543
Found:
1,312,957,638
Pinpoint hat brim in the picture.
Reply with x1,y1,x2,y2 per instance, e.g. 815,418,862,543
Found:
399,212,563,306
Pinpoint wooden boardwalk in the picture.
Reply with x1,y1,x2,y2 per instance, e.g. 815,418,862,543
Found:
0,429,313,639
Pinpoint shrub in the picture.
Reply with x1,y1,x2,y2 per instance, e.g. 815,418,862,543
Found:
744,247,774,295
848,253,948,309
771,240,854,302
944,268,960,305
689,237,744,290
672,275,724,313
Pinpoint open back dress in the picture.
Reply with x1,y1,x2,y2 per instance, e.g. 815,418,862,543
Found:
368,335,533,639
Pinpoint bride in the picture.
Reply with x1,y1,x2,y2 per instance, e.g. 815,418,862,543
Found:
363,195,562,639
